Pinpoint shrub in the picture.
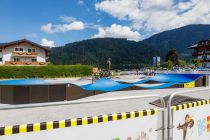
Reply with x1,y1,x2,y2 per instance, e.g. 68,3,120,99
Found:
0,65,93,79
164,60,173,69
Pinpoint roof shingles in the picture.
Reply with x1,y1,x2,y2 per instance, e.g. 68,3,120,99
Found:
0,39,50,51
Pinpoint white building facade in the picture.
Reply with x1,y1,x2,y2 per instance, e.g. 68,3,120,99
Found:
0,39,50,66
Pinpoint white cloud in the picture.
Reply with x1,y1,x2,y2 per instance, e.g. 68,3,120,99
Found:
41,38,55,47
24,33,37,39
95,0,210,35
92,24,141,41
59,16,76,22
97,18,103,23
78,0,84,5
41,21,85,34
41,16,102,34
85,23,102,29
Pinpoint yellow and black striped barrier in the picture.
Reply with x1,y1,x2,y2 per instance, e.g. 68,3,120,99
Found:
172,99,210,112
0,109,158,136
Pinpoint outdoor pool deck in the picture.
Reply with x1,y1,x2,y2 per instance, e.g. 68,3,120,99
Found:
45,75,147,85
0,86,209,126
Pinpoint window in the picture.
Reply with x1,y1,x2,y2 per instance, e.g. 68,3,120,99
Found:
15,48,23,52
14,58,20,62
28,48,36,52
0,49,2,52
31,58,37,62
0,58,2,62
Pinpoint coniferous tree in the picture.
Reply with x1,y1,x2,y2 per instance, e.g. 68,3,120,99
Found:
166,49,179,66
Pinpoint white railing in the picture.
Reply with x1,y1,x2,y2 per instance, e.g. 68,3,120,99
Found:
0,95,165,110
167,87,210,140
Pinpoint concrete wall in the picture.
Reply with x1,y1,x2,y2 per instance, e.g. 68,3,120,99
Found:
0,86,14,104
0,109,163,140
0,98,209,139
0,84,97,104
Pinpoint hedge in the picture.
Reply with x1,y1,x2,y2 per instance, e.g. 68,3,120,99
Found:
0,65,93,79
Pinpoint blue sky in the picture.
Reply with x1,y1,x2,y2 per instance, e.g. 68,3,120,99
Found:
0,0,105,46
0,0,209,47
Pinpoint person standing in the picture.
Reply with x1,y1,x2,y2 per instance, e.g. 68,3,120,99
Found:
107,58,111,71
106,58,112,77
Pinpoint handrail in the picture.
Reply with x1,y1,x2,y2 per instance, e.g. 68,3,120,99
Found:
0,94,165,110
0,94,166,138
167,87,210,140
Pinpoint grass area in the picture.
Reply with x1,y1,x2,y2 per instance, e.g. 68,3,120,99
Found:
0,65,93,79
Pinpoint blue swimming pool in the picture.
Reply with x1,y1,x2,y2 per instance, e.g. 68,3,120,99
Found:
0,79,47,85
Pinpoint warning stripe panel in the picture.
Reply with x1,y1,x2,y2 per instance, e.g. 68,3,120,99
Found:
173,99,210,112
0,109,158,136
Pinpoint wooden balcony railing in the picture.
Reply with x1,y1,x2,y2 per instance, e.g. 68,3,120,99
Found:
200,60,210,62
12,52,38,57
5,61,48,66
192,52,210,56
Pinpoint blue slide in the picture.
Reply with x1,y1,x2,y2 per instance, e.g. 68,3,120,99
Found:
81,74,206,91
0,74,206,91
81,78,132,91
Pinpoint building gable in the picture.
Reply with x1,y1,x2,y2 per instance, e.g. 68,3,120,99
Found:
0,39,50,51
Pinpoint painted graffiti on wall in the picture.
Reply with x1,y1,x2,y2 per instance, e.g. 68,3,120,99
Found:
135,131,150,140
112,131,150,140
176,114,210,139
197,118,206,136
207,116,210,132
177,114,194,140
173,104,210,140
197,116,210,136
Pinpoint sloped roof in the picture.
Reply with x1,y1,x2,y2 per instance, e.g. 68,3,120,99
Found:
188,44,198,49
0,39,50,51
188,39,210,49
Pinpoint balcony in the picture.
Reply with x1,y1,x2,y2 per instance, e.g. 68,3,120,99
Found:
192,52,210,56
5,61,48,66
12,52,38,57
200,60,210,62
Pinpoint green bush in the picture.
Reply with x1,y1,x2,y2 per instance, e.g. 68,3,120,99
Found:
178,59,186,67
164,60,173,69
0,65,93,79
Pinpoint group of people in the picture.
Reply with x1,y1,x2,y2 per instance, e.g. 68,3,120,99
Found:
143,69,156,76
92,69,112,82
92,57,157,82
136,69,156,76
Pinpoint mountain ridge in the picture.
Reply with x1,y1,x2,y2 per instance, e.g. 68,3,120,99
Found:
50,24,210,68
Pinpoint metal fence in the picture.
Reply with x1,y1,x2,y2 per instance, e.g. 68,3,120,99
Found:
0,88,210,140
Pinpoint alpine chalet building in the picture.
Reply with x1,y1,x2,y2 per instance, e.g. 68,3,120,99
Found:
189,39,210,68
0,39,50,66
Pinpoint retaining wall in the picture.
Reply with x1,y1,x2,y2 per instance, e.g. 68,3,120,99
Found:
0,109,163,140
